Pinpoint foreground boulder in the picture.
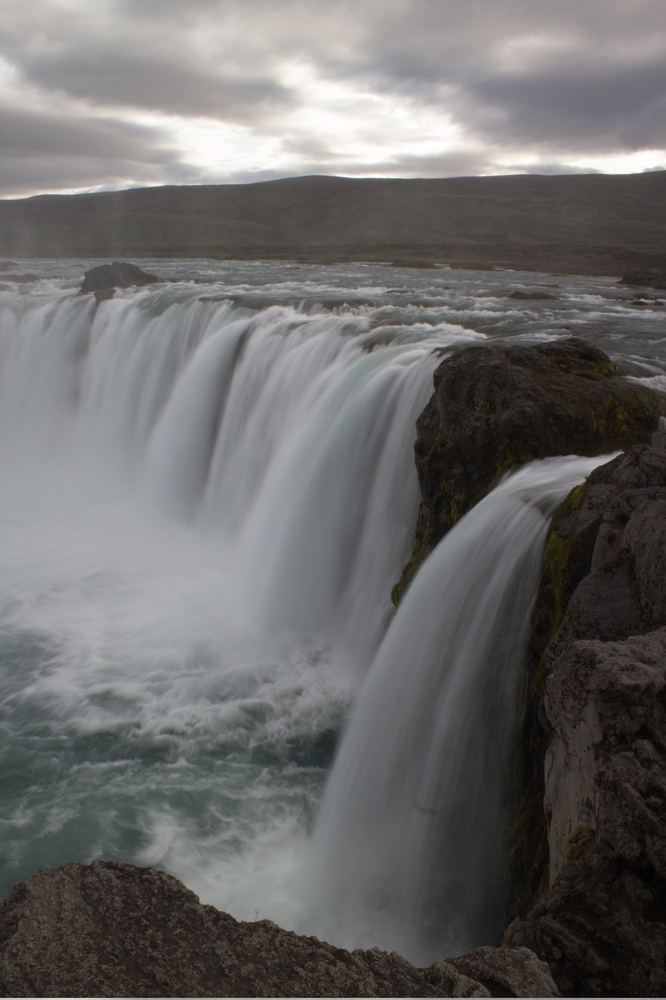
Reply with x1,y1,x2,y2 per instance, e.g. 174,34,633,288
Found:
0,861,557,998
81,261,159,301
392,338,665,603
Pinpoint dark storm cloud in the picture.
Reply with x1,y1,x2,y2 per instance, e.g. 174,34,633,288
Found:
19,55,292,123
331,0,666,153
461,62,666,152
0,105,185,196
0,0,665,195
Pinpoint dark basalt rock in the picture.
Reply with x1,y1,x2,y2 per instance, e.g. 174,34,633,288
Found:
0,861,558,998
506,851,666,999
81,261,159,302
509,290,557,300
508,439,666,918
391,338,665,604
620,268,666,290
506,435,666,996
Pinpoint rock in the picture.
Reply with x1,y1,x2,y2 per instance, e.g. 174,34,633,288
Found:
447,945,558,997
544,628,666,882
505,851,666,998
632,295,664,306
80,261,159,302
0,861,555,998
620,268,666,290
391,338,665,604
509,290,557,300
1,273,39,283
391,259,438,269
507,441,666,917
507,435,666,996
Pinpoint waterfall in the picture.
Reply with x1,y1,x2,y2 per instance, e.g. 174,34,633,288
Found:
0,279,490,926
0,274,618,957
306,454,612,965
0,289,472,670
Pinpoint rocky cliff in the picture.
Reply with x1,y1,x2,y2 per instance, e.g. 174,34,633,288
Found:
0,861,557,998
506,435,666,997
392,337,665,603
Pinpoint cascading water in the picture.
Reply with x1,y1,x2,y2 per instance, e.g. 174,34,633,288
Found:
0,260,663,961
306,454,612,965
0,270,484,929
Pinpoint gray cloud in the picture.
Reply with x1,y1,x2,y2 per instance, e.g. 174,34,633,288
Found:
0,105,185,196
461,62,666,152
18,55,293,123
0,0,665,195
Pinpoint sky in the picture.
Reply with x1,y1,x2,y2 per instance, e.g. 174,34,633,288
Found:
1,0,665,197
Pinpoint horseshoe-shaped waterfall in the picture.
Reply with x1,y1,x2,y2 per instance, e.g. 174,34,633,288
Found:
0,260,657,962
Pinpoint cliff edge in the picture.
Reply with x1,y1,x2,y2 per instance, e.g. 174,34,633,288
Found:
506,436,666,997
0,860,557,998
392,337,664,604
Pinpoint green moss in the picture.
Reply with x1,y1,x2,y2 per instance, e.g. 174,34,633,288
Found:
391,506,435,606
562,825,601,864
552,357,619,380
528,479,593,700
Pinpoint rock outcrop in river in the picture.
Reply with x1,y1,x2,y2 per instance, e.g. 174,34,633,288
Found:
0,861,558,998
81,261,159,301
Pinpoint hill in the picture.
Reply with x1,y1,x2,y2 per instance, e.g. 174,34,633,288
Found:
2,172,666,272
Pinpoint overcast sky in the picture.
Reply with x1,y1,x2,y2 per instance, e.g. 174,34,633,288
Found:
1,0,665,197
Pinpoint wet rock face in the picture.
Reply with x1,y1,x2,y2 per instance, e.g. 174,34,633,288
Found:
506,852,666,999
81,261,159,301
392,338,665,604
506,440,666,922
508,436,666,996
545,628,666,883
0,861,558,998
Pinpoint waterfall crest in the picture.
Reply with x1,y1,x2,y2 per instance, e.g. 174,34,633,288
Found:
306,454,612,964
0,290,479,671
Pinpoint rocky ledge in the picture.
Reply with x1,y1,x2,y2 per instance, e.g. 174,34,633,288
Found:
392,337,665,604
0,861,558,998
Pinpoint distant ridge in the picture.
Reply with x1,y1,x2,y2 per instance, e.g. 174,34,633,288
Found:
2,173,666,272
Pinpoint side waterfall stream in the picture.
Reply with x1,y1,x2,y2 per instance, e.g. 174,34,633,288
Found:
0,260,662,962
306,455,610,963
